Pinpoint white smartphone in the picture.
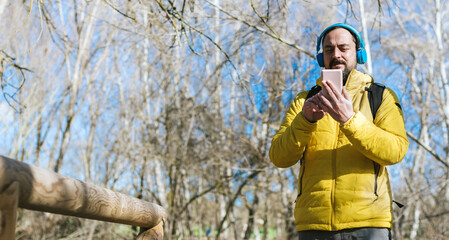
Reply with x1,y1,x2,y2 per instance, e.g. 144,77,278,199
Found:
321,69,343,93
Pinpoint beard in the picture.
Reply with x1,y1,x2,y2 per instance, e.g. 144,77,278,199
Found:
329,59,353,85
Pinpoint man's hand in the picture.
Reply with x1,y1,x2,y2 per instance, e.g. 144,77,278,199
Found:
303,94,327,123
317,80,354,123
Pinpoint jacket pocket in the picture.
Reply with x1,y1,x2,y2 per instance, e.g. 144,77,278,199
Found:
295,159,306,203
373,161,381,201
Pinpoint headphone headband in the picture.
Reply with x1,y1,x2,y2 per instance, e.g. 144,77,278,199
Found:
316,23,365,52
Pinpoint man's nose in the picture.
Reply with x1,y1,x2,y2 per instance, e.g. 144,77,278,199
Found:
332,48,343,59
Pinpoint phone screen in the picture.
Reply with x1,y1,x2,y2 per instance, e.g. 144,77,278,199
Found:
321,69,342,93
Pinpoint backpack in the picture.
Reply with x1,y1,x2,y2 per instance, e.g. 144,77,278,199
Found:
305,83,404,208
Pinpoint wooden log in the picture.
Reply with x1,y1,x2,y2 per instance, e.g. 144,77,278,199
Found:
0,155,167,229
0,181,19,240
136,219,165,240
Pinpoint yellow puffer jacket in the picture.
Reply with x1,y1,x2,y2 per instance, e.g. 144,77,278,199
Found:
269,69,409,231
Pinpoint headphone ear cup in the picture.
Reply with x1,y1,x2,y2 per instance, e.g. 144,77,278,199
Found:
316,53,325,67
357,49,367,64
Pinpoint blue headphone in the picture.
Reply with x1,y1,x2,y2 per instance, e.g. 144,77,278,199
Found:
316,23,367,67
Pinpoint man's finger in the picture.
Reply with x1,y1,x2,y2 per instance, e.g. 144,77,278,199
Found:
323,81,340,100
317,94,333,113
342,87,350,100
309,95,321,106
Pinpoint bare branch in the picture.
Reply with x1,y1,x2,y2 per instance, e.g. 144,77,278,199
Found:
205,0,315,59
407,131,448,168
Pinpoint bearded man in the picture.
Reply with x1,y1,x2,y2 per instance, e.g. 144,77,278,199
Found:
269,23,409,240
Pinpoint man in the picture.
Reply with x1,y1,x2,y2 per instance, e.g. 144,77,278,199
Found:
269,23,409,239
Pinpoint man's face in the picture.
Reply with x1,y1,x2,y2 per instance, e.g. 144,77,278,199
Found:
322,28,358,80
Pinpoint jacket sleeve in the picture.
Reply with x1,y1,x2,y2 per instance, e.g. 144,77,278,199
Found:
340,88,409,166
269,91,317,168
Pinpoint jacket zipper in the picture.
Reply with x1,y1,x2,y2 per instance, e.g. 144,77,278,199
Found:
295,159,306,203
331,122,339,231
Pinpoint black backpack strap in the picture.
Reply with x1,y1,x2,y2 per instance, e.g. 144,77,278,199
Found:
366,83,385,120
306,85,322,100
393,200,404,208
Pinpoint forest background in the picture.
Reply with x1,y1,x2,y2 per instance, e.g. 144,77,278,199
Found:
0,0,448,239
